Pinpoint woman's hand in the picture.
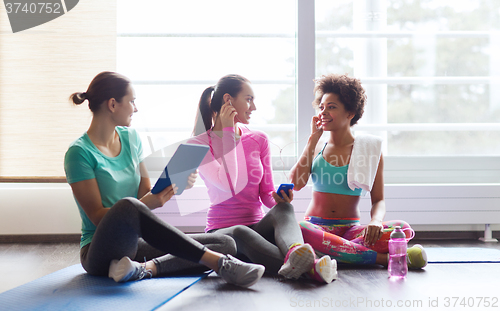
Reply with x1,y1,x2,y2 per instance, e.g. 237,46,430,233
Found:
272,189,294,204
185,171,198,190
363,219,384,245
140,184,178,210
311,115,323,140
219,101,238,129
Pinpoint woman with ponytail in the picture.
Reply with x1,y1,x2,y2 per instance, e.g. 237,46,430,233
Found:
188,74,337,283
64,71,266,288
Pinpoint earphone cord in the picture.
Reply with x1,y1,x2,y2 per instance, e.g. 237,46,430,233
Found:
208,113,313,180
241,125,312,180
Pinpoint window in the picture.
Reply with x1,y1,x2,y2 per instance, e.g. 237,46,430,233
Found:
0,0,116,179
117,0,297,170
1,0,499,184
315,0,500,183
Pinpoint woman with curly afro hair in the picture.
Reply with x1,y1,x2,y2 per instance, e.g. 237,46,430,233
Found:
289,73,427,269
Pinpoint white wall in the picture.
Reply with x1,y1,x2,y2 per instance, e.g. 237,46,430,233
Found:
1,183,499,235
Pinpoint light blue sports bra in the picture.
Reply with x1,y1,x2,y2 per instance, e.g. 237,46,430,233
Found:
311,143,362,196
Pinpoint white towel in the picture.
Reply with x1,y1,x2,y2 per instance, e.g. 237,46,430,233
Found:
347,134,383,195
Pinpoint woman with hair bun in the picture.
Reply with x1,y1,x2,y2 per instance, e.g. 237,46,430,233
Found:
64,71,265,287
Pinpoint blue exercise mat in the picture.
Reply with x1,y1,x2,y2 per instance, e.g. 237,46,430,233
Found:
0,264,208,311
426,247,500,263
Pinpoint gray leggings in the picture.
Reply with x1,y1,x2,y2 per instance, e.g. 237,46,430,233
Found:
210,202,304,274
80,197,236,276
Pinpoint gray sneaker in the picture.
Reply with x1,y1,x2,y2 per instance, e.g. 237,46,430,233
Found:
108,256,152,282
217,255,265,287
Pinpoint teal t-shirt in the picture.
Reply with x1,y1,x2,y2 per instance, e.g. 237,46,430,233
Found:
64,126,143,248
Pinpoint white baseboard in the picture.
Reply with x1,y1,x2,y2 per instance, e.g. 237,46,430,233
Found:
0,183,81,235
1,183,499,235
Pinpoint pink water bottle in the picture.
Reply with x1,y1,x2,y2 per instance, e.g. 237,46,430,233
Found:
388,226,407,278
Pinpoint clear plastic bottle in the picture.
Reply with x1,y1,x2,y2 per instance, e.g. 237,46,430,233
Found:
388,226,407,278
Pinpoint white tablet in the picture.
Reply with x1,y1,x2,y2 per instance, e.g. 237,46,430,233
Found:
151,143,209,195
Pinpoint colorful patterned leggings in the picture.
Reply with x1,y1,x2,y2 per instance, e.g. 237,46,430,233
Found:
299,217,413,265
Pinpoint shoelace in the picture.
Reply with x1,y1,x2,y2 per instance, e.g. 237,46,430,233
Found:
135,268,152,280
135,257,153,280
220,256,242,276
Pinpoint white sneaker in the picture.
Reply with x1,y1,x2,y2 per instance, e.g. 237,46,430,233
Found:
309,255,337,284
217,255,265,287
108,256,152,282
278,243,315,279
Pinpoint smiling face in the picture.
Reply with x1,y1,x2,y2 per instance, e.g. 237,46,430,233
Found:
229,82,256,124
318,93,354,131
114,85,137,127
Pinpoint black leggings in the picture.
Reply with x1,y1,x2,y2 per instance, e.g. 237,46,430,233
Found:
80,197,236,276
210,202,304,274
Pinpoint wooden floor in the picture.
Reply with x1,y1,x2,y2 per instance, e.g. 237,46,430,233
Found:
0,242,80,294
2,239,500,311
